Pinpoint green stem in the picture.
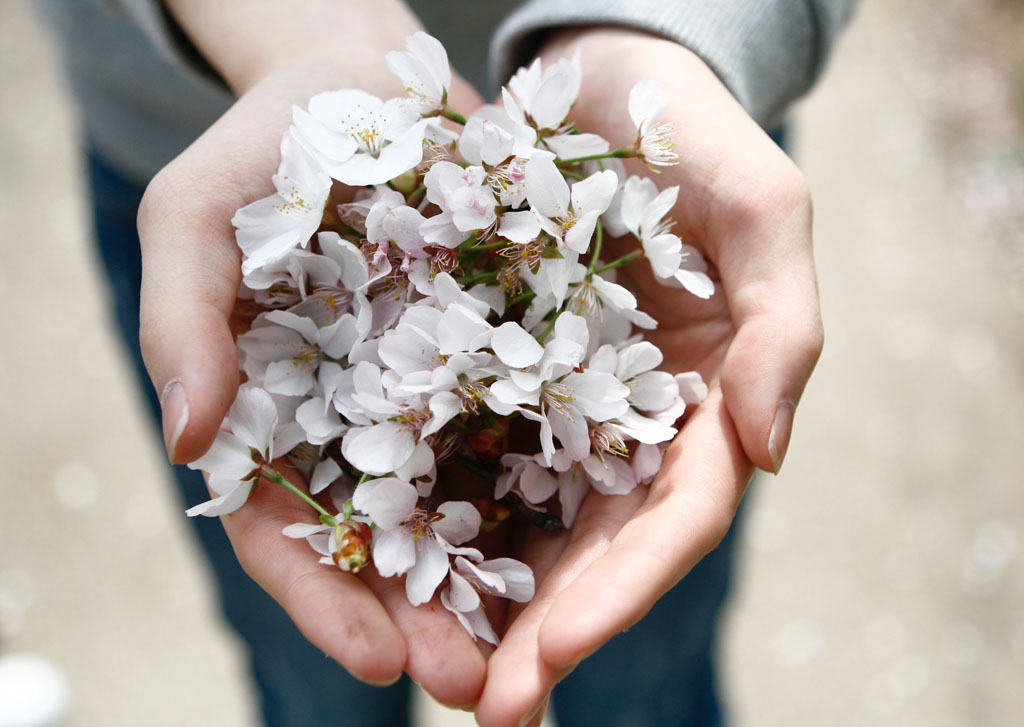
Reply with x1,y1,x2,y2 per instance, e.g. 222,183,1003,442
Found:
470,239,507,252
440,105,468,125
557,147,634,165
458,270,499,286
260,465,336,525
407,184,427,207
509,290,536,307
595,249,643,274
536,309,560,343
587,219,604,276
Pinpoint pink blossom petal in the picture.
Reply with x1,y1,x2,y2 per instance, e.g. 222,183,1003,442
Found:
434,501,481,545
525,153,569,219
185,480,254,518
373,526,416,577
671,268,715,299
676,372,709,405
309,457,342,495
446,569,481,612
282,522,329,539
519,462,558,504
544,132,609,159
342,421,417,476
558,468,588,528
352,477,418,529
264,360,316,397
492,322,544,368
628,371,679,412
478,558,535,602
497,210,541,244
406,538,449,605
189,435,257,482
548,405,590,462
563,372,629,422
632,442,663,483
228,387,279,454
570,170,618,217
628,79,668,131
423,391,462,436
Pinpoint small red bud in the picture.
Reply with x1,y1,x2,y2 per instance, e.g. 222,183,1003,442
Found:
332,520,372,573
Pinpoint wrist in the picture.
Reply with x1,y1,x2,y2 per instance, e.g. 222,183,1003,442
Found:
165,0,423,95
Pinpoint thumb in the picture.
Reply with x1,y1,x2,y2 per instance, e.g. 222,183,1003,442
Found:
138,163,243,464
716,166,824,474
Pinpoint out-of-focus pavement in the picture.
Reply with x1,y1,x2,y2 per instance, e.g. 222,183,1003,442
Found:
1,1,1023,725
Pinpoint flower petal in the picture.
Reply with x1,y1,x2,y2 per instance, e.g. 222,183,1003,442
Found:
341,422,417,476
352,477,418,529
434,501,481,545
492,322,544,368
185,479,254,518
228,387,279,454
406,537,449,605
372,526,416,577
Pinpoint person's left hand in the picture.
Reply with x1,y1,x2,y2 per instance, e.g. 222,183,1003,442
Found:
472,28,824,727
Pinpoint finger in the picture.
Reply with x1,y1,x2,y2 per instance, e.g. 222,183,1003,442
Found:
710,153,824,474
359,566,488,709
537,387,753,669
138,83,295,465
218,473,408,685
475,494,641,727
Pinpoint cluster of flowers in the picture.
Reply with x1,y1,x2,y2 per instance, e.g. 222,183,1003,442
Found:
187,32,712,644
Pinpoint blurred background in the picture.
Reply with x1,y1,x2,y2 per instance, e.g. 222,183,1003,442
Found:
1,0,1022,724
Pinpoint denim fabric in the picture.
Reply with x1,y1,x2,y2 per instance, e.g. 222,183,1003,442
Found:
87,148,750,727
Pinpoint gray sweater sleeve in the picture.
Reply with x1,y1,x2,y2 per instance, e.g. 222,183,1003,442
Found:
491,0,857,128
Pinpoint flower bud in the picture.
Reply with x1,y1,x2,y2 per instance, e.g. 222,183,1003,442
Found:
331,520,373,573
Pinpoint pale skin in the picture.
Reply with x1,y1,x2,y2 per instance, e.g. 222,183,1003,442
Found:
139,3,822,725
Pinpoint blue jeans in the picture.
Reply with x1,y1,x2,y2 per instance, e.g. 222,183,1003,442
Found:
88,150,744,726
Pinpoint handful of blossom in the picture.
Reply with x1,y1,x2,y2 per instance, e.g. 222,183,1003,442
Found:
187,32,713,644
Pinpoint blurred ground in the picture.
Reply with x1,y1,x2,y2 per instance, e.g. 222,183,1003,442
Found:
1,1,1023,725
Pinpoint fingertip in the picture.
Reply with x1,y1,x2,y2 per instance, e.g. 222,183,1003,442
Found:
147,308,240,464
720,314,818,475
537,601,589,669
348,634,407,687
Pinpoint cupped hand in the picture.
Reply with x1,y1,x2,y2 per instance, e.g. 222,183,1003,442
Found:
136,21,492,704
474,28,823,727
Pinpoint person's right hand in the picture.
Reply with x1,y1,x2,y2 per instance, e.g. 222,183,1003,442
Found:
137,0,489,707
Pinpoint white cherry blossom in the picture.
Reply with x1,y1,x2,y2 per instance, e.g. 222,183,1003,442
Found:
442,555,535,643
617,176,714,299
386,31,451,114
526,154,618,254
187,386,280,517
294,89,432,185
421,161,497,246
506,55,581,132
237,305,370,397
628,80,679,168
233,128,332,277
353,478,481,605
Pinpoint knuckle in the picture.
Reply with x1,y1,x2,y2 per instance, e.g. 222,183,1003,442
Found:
136,165,177,235
802,314,825,365
708,152,812,236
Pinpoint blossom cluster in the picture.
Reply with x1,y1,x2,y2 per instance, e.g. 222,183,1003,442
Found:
187,32,712,643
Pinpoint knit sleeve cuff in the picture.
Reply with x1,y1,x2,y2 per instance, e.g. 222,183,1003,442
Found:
491,0,855,127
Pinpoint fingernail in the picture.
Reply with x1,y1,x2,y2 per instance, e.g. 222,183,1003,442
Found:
768,398,795,475
161,378,189,463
